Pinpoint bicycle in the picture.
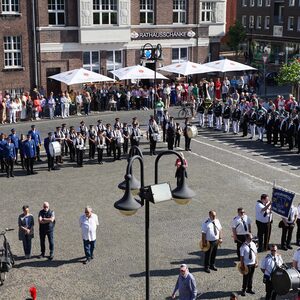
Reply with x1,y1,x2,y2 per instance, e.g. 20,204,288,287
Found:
178,102,193,118
0,228,15,286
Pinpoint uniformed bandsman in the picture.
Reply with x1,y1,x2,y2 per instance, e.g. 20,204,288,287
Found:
256,110,265,141
197,102,205,128
222,102,231,133
174,122,183,148
96,119,106,132
54,126,64,164
279,115,287,147
260,244,283,300
214,101,223,131
28,124,42,161
88,125,97,159
95,130,106,164
0,132,7,173
67,126,77,162
231,104,241,135
166,116,176,150
44,132,55,171
61,123,69,156
201,210,223,273
162,110,170,142
9,128,19,164
249,108,257,140
280,204,297,250
122,123,130,155
112,126,123,160
4,136,16,178
130,122,142,148
232,207,252,260
147,118,159,156
75,132,85,167
23,134,36,175
183,117,192,151
240,233,258,296
105,124,113,157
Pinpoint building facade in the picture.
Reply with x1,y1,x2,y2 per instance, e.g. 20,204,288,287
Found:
237,0,300,68
1,0,226,95
0,1,34,96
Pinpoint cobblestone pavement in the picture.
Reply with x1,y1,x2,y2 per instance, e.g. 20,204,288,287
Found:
0,99,299,299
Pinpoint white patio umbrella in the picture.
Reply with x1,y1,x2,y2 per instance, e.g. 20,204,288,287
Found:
203,58,256,73
158,60,216,76
111,65,168,80
48,68,114,85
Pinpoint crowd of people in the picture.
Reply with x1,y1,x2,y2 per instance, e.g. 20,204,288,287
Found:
173,195,300,299
0,113,195,177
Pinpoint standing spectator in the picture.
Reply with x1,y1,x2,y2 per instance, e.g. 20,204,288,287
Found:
82,91,91,115
240,234,257,296
79,206,99,264
60,92,67,118
279,204,297,250
155,98,164,125
171,264,197,300
47,92,56,119
1,96,7,124
38,202,55,260
9,98,18,124
201,210,223,273
75,91,82,116
64,92,71,118
20,92,27,121
18,205,34,259
255,194,272,252
26,96,34,121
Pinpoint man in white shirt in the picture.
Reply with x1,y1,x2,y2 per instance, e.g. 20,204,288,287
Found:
255,194,272,252
232,207,252,260
260,244,283,300
79,206,99,264
240,234,258,296
280,204,298,250
201,210,223,273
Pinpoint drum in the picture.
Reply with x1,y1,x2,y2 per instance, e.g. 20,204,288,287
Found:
49,141,61,157
272,267,300,295
187,125,198,138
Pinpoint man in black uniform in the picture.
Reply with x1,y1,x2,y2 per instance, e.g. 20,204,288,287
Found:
265,113,274,144
286,118,295,150
38,202,55,260
279,115,288,147
183,117,192,151
273,112,280,146
44,132,55,171
166,116,176,150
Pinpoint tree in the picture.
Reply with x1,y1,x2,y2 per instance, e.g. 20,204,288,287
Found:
277,59,300,99
227,21,247,57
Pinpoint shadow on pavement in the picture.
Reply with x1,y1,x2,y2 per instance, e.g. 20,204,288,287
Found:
14,256,85,268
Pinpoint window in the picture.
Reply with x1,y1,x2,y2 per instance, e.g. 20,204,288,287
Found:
265,0,270,6
249,16,254,28
289,0,295,6
93,0,117,25
201,2,216,22
242,0,247,7
5,88,23,98
288,16,294,30
250,0,254,6
173,0,186,24
140,0,154,24
242,15,247,27
1,0,19,14
83,51,100,73
257,0,262,6
172,48,188,63
48,0,65,25
288,16,295,30
4,36,22,68
256,16,262,29
106,50,122,78
298,16,300,31
265,16,270,29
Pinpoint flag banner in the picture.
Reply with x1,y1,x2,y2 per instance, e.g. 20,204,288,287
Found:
272,187,295,218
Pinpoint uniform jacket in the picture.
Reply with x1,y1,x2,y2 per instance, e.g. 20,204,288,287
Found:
23,139,36,158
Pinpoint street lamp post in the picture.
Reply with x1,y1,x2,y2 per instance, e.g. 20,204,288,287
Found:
262,52,268,100
140,43,163,117
114,147,196,300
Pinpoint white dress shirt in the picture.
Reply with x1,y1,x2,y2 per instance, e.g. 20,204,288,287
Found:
232,215,252,235
79,213,99,241
255,201,272,223
201,218,222,241
240,241,257,265
260,254,283,276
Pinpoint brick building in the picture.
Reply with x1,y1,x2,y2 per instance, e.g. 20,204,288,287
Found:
237,0,300,67
1,0,226,95
0,1,34,96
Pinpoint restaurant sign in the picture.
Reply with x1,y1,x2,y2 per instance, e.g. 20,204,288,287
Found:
131,30,196,40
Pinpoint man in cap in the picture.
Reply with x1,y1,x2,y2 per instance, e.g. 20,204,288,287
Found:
23,134,36,175
44,132,56,171
9,128,19,164
4,136,16,177
0,132,8,173
171,264,197,300
166,116,176,150
54,126,64,164
28,124,42,161
61,123,69,156
249,108,257,139
279,114,288,147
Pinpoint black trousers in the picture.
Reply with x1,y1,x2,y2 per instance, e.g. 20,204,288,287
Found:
273,131,279,145
296,219,300,244
39,230,54,256
281,224,295,247
279,133,286,147
266,130,272,144
114,144,121,160
236,234,246,259
167,135,175,150
242,264,255,291
5,158,14,176
106,141,112,156
36,145,41,160
76,149,84,166
47,154,54,170
204,240,218,267
265,278,277,300
256,220,272,251
184,136,191,150
123,139,129,154
241,122,248,136
97,148,104,163
89,142,96,159
149,138,157,155
25,157,35,174
69,144,76,162
174,134,181,147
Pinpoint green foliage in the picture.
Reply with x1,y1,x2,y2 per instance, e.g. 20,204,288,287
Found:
277,60,300,86
227,21,247,53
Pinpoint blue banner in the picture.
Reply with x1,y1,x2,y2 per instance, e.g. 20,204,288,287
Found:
272,187,295,218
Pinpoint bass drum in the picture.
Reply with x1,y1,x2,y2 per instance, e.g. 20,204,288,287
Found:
271,267,300,295
187,125,198,138
49,141,61,157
